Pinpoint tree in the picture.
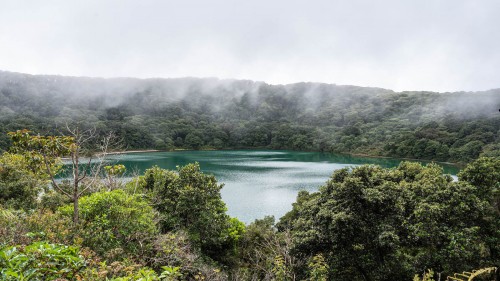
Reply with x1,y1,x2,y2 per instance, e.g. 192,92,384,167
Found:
280,162,498,280
8,128,116,224
458,157,500,267
184,133,203,149
458,157,500,203
135,163,244,262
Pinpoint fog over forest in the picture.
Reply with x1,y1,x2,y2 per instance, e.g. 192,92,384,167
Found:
1,70,499,163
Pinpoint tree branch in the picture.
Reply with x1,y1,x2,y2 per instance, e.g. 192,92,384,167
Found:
42,154,71,198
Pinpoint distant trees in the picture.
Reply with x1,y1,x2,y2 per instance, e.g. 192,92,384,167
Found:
1,72,499,163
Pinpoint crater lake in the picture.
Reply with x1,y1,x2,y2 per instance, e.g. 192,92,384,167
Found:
102,150,460,223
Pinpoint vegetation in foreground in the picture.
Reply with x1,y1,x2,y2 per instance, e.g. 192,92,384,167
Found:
0,131,499,280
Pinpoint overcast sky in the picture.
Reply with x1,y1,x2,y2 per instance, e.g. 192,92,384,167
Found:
1,0,499,92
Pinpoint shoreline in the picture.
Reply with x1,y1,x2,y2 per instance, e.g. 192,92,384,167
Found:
58,145,464,168
345,152,463,167
98,148,463,167
101,149,161,156
62,149,161,160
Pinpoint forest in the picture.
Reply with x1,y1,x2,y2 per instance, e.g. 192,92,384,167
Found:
0,71,499,280
0,71,499,163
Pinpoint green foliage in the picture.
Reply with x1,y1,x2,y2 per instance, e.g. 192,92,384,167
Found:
0,207,30,247
0,241,86,280
0,205,75,248
8,129,72,172
79,258,167,281
105,164,127,190
225,217,246,243
413,270,435,281
272,255,288,281
105,164,127,177
39,190,71,212
0,153,47,209
280,161,500,280
231,216,277,279
151,231,195,268
24,210,73,245
458,157,500,197
103,266,162,281
307,254,329,281
150,231,227,280
457,157,500,267
58,190,157,260
158,266,183,281
233,216,300,281
138,163,244,262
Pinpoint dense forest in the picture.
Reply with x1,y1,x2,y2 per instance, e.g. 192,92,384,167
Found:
1,71,499,163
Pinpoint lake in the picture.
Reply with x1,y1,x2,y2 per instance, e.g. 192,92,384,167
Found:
104,150,460,223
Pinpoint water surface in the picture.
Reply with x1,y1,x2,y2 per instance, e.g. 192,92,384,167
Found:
104,150,460,223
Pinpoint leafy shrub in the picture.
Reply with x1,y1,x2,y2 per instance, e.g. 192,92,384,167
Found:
39,190,71,212
0,153,47,210
151,231,197,269
150,231,225,279
80,259,170,281
308,254,329,281
0,207,30,246
58,190,157,260
25,209,73,245
1,206,73,247
0,241,86,280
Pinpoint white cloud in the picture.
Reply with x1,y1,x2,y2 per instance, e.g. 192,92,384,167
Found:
0,0,499,92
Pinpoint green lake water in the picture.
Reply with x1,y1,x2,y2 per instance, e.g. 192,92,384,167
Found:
103,150,460,223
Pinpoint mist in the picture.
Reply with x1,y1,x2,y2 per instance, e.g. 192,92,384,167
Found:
1,0,500,92
1,70,498,119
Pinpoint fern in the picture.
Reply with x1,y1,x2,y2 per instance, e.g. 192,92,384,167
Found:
446,267,497,281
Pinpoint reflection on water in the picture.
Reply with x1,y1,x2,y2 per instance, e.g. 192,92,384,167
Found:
102,150,460,223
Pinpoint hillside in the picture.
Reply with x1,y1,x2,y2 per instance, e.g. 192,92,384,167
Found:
1,70,499,162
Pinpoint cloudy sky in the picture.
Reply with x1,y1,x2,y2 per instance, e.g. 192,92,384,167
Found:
1,0,499,92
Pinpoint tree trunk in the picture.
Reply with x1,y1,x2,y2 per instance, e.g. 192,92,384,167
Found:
73,195,79,224
356,264,372,281
72,149,80,224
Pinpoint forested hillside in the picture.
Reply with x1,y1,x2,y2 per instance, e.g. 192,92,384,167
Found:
1,70,499,162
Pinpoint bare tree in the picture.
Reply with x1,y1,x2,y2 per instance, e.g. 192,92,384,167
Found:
9,127,121,224
64,126,122,223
